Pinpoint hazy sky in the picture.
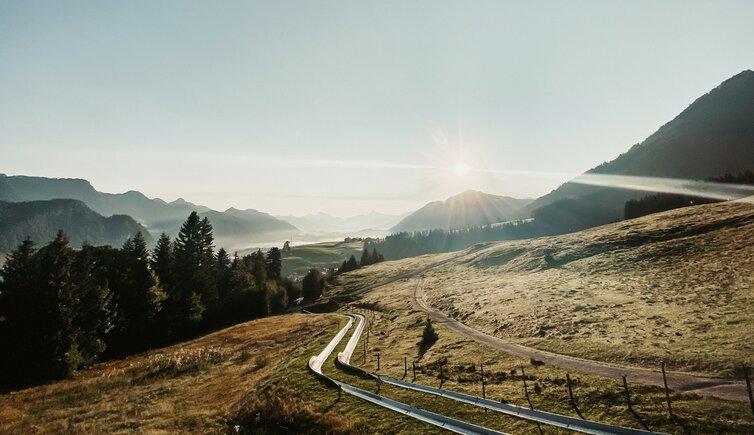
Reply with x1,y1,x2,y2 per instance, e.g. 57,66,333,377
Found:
2,1,753,216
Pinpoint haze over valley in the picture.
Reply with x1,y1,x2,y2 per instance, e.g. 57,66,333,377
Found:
2,2,754,434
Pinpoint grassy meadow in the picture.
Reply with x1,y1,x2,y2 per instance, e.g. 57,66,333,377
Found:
0,314,332,433
281,240,365,278
418,201,754,377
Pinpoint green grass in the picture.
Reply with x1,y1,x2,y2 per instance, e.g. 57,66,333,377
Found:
281,240,365,277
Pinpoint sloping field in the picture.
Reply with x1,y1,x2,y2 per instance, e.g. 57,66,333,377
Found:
0,314,331,433
420,200,754,377
281,240,365,277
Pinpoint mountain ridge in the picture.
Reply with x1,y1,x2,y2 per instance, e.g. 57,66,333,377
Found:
0,199,153,252
0,174,299,247
391,190,532,233
520,69,754,230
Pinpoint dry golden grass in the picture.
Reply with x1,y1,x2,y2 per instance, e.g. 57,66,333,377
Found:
419,201,754,377
0,314,331,434
231,384,360,434
341,277,754,434
327,251,458,296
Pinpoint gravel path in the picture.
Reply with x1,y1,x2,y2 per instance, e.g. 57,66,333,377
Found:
414,278,749,403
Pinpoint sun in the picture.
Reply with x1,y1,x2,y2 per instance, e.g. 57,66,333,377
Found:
452,161,470,177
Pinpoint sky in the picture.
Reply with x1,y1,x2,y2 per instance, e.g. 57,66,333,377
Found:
1,1,753,217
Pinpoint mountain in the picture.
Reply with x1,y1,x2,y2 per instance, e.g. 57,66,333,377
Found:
0,174,208,226
148,208,297,249
391,190,533,233
278,211,405,233
0,174,298,247
522,70,754,232
0,199,152,252
199,208,297,249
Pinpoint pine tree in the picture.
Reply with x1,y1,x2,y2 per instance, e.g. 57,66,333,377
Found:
71,245,115,367
151,233,174,287
302,268,325,299
107,234,166,354
38,230,79,377
0,239,38,385
248,249,267,291
173,212,205,332
215,248,232,301
372,247,384,263
265,247,282,280
360,248,372,266
346,255,358,271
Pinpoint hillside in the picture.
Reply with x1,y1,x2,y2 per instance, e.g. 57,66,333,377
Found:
0,314,332,433
416,199,754,377
391,190,532,233
522,70,754,231
279,240,365,278
0,199,152,252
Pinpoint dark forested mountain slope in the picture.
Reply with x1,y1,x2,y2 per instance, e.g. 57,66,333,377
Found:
522,70,754,232
0,174,298,245
0,199,152,251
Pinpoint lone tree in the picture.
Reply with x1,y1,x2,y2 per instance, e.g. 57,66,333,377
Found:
302,268,325,299
419,317,439,357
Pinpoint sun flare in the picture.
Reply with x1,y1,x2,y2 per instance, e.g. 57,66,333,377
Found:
452,161,470,177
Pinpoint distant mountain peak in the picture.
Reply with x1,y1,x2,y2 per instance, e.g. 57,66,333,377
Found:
521,70,754,231
391,190,533,233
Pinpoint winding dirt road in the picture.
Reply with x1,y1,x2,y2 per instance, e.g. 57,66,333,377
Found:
414,278,749,403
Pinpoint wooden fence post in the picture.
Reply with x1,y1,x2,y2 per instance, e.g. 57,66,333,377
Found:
404,357,408,379
412,361,417,382
661,361,673,417
521,366,533,409
481,363,486,400
377,352,380,371
745,365,754,420
439,361,445,389
622,375,633,410
566,373,584,419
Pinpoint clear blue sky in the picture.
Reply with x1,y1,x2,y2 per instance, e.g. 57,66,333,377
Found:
1,1,753,216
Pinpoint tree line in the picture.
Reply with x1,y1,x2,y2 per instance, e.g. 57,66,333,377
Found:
0,211,324,389
365,220,541,260
337,248,385,274
624,171,754,220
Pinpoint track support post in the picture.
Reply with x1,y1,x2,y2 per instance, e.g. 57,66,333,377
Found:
661,361,674,417
744,365,754,420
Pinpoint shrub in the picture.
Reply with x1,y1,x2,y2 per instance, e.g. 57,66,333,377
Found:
418,318,439,357
230,385,360,434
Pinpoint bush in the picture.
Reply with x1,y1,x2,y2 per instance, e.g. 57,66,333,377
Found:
418,318,439,357
230,385,361,434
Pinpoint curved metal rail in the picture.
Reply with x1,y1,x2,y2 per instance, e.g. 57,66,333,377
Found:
308,313,506,435
338,313,664,435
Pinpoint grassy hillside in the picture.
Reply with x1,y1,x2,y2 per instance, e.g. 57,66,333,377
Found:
334,279,753,434
416,200,754,377
280,240,365,278
0,314,332,433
